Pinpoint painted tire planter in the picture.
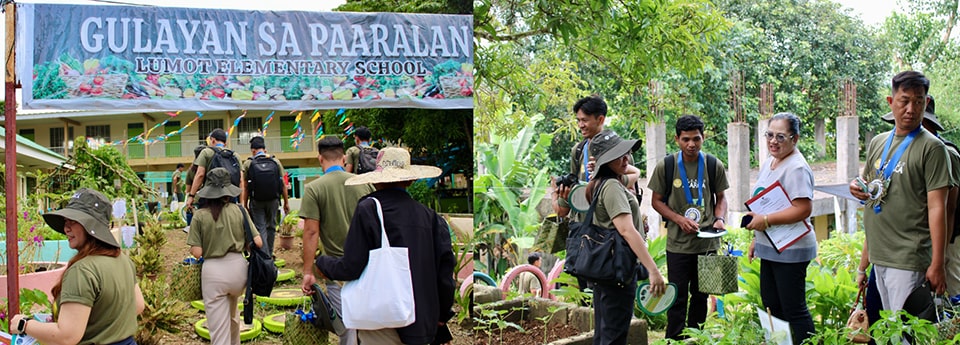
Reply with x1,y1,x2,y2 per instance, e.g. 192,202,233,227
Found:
274,258,286,268
195,318,262,342
190,300,244,312
0,262,67,303
473,271,496,286
276,268,295,282
499,264,549,298
262,312,286,334
255,289,310,306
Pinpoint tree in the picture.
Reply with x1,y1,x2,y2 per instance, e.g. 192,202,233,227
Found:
474,0,730,140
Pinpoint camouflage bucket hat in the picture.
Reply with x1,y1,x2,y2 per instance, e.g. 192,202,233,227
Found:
43,188,117,248
590,132,641,168
197,168,241,199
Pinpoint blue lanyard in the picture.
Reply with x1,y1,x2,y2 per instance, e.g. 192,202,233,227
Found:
582,140,590,182
324,166,345,174
677,152,704,206
877,126,921,179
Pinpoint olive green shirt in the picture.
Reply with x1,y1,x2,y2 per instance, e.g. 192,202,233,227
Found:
591,178,644,237
345,145,362,173
172,169,184,193
862,130,952,271
58,254,139,345
299,170,375,257
647,153,728,254
188,203,258,258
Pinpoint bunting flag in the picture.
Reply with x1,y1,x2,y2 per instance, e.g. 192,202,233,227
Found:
226,110,248,138
260,111,276,136
310,109,321,123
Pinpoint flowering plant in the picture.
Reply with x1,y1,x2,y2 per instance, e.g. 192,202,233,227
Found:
0,197,67,274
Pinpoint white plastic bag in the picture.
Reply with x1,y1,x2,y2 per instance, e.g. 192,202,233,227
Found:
341,197,416,329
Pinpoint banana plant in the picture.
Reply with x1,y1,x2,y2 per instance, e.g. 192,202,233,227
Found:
474,115,553,278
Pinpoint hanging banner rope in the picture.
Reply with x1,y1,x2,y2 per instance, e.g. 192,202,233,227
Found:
227,110,248,139
259,111,276,136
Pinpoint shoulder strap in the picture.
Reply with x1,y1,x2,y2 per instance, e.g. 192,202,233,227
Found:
661,154,675,202
705,153,718,195
573,139,588,176
239,204,253,250
370,197,390,249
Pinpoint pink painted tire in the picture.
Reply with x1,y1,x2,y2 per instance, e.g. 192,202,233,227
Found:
459,275,474,298
546,259,565,300
499,264,548,298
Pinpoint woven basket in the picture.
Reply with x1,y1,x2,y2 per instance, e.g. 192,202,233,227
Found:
283,312,329,345
170,262,203,301
697,254,739,295
61,74,128,98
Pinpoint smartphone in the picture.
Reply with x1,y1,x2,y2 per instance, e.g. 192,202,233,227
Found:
740,215,754,228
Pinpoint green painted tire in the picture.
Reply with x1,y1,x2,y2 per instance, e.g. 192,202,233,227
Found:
262,312,286,334
190,300,245,312
274,258,286,268
276,268,295,282
195,318,262,342
255,289,310,306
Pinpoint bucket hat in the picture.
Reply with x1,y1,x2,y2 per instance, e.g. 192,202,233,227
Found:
344,147,442,186
197,168,241,199
589,132,641,168
881,95,943,132
43,188,118,248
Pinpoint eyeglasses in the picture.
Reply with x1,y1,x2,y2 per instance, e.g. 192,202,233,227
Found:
764,131,795,143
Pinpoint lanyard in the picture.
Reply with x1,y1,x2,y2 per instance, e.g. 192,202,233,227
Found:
677,152,704,206
877,126,921,179
582,139,590,182
324,166,345,174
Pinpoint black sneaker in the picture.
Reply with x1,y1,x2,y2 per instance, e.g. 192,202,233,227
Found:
697,228,728,239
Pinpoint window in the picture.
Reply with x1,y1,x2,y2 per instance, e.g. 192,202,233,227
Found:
49,127,75,155
237,117,263,147
127,123,144,159
198,119,224,145
85,125,111,142
19,129,34,142
165,121,181,157
279,116,297,152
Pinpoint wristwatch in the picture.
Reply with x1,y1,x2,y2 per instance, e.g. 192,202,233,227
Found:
715,217,725,223
16,317,29,335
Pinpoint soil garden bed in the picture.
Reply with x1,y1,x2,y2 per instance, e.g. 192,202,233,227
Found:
474,319,582,344
152,226,473,345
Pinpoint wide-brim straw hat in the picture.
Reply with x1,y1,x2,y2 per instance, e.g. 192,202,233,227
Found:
197,167,241,199
881,95,943,132
345,147,442,186
590,132,641,168
43,188,119,248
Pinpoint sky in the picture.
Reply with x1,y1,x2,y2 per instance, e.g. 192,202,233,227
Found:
833,0,902,26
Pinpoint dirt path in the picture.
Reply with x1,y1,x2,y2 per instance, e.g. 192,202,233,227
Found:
154,226,472,344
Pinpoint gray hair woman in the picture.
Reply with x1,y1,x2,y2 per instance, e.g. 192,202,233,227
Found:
744,112,817,344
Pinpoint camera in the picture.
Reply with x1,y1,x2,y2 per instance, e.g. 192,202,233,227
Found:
554,173,579,188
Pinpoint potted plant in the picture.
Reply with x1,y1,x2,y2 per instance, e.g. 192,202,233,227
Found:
277,210,299,250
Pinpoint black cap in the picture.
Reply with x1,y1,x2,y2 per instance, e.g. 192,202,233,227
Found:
249,136,266,149
209,128,227,143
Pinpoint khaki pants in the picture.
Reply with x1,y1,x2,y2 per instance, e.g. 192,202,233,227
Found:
202,252,247,345
358,329,405,345
946,240,960,296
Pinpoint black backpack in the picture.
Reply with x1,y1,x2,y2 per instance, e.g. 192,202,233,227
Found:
246,155,281,201
207,147,241,187
240,205,277,323
356,145,380,174
661,153,720,203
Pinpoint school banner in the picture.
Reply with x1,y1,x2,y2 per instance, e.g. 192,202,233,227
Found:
17,4,474,110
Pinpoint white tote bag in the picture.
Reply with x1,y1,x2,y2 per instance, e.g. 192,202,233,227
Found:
341,197,416,329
